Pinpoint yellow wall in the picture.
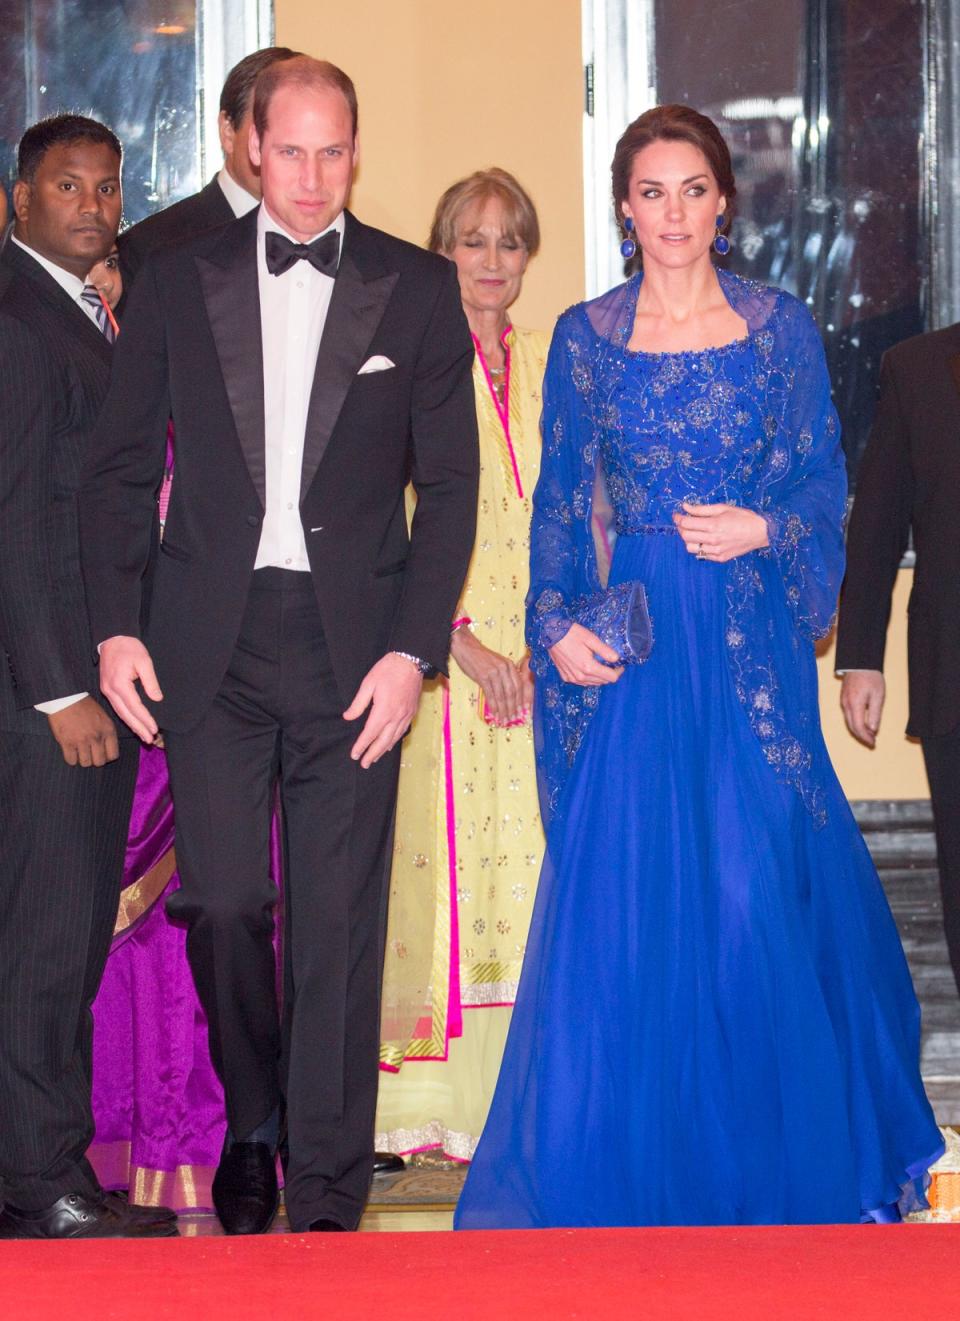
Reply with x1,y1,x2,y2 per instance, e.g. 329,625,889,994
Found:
817,570,928,800
275,0,927,802
276,0,585,332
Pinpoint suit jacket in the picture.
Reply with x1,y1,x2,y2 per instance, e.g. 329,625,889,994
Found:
81,208,480,734
0,240,117,733
835,322,960,737
117,176,235,288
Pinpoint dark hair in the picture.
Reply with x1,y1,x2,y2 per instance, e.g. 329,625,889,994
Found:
253,55,358,141
219,46,299,128
428,167,541,257
17,113,122,184
611,104,736,238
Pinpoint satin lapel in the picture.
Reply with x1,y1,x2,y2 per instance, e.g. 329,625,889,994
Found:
299,244,398,501
195,213,266,506
949,352,960,405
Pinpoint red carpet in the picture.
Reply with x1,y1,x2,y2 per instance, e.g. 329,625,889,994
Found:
4,1225,960,1320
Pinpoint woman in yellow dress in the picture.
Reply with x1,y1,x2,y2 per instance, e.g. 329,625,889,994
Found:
376,169,548,1159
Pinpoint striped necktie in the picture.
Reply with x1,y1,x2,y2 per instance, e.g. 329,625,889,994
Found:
81,284,116,343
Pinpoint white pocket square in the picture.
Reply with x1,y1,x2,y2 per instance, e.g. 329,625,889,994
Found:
357,355,396,374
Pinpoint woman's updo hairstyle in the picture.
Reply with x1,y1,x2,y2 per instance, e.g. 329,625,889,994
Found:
611,104,737,244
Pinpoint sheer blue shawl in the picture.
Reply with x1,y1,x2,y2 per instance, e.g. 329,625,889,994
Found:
526,269,846,829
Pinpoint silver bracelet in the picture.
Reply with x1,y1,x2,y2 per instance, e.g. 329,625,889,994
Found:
391,650,432,675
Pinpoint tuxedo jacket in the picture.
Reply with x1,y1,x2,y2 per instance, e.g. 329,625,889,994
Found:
0,240,117,733
835,322,960,737
81,208,479,733
117,176,234,288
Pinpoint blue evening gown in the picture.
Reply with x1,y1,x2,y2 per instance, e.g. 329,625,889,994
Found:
454,271,943,1228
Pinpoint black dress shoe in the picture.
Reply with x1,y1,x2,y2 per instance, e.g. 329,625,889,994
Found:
0,1191,178,1240
373,1151,405,1175
212,1141,278,1235
105,1191,177,1225
308,1217,348,1231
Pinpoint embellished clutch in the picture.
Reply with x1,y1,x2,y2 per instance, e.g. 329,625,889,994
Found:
571,580,653,666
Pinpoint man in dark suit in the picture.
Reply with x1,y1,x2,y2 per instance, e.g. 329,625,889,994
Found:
836,323,960,997
118,45,297,285
0,115,175,1238
81,57,479,1235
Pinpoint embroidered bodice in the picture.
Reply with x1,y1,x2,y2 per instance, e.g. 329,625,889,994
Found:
601,337,772,530
525,270,847,829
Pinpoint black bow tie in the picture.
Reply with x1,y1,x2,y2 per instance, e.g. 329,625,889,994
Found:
265,229,340,278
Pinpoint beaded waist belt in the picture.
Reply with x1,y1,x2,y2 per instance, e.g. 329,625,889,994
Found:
613,522,679,536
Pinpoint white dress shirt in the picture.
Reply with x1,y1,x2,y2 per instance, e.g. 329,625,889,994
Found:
11,235,100,715
216,166,259,219
254,203,344,572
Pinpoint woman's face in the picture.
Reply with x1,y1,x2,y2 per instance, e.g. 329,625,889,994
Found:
86,246,122,309
620,138,725,271
448,196,528,319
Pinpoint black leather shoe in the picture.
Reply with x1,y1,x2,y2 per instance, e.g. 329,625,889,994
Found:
212,1141,278,1235
308,1217,348,1231
0,1192,178,1239
373,1151,405,1175
105,1191,177,1226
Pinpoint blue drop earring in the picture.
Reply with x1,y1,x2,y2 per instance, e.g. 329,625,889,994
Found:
713,214,731,256
620,216,637,260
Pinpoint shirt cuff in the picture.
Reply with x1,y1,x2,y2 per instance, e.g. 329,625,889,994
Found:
35,692,88,715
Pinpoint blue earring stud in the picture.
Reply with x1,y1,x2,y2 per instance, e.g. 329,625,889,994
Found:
713,214,730,256
620,215,637,260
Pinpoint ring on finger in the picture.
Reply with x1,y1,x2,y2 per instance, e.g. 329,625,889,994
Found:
696,541,706,560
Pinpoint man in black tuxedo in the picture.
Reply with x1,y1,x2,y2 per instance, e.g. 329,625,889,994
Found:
118,45,297,286
836,324,960,997
81,57,479,1234
0,115,175,1238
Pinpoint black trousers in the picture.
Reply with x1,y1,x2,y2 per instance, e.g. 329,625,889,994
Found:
922,728,960,998
0,729,138,1211
164,571,399,1231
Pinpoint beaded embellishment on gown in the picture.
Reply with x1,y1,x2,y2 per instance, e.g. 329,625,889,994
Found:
455,272,943,1228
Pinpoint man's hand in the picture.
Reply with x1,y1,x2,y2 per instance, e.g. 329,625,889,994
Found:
450,628,528,725
673,502,769,562
343,653,424,768
98,635,163,743
840,669,886,748
549,622,624,687
47,696,120,767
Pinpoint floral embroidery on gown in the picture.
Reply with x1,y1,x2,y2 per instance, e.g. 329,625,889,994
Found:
455,271,943,1228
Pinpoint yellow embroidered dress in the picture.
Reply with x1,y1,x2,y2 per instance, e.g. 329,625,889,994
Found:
376,326,548,1159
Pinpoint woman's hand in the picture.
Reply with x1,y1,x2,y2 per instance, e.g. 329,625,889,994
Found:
673,502,769,562
451,628,528,724
548,623,624,687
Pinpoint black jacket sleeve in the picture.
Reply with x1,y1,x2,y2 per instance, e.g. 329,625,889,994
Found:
79,258,170,645
835,350,914,672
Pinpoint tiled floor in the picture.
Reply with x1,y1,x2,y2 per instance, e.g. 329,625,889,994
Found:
860,803,960,1125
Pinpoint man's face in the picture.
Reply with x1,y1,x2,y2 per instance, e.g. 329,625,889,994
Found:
13,140,121,280
250,83,356,242
219,107,261,199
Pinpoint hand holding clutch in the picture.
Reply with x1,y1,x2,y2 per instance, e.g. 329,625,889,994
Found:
571,580,653,667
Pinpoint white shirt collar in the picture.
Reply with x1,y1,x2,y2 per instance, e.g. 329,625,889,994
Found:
10,233,87,302
257,202,345,265
216,166,259,219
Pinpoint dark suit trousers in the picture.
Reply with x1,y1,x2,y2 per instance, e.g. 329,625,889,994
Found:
0,730,137,1210
164,570,400,1231
922,729,960,997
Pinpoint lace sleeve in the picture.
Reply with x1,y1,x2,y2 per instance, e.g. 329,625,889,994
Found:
757,295,847,640
526,318,584,663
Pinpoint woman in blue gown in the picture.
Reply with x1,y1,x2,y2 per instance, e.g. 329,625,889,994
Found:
455,105,943,1229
